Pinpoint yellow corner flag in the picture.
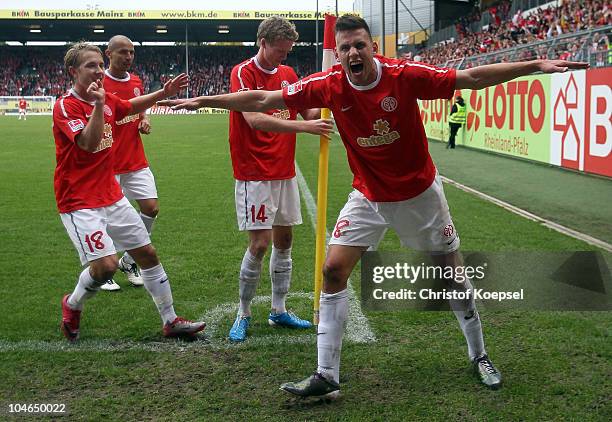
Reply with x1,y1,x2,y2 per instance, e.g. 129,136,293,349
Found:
314,13,337,325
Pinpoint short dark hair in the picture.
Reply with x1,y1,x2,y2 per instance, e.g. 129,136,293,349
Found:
335,14,372,38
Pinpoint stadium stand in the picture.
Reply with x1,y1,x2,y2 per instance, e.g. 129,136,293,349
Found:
0,45,316,97
418,0,611,67
3,1,608,98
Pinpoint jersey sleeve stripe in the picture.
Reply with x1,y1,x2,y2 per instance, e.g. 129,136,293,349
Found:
382,61,449,73
237,58,255,90
59,97,68,118
300,70,342,86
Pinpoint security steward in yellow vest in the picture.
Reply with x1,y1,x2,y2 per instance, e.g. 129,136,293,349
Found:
448,96,466,149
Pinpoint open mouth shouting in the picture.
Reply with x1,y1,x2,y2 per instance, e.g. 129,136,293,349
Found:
350,61,364,75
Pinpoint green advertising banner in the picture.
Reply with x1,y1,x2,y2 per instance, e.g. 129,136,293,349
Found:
421,74,552,164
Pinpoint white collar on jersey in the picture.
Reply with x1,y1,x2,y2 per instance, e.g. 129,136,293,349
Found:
104,69,130,82
346,57,382,91
69,88,95,105
253,55,278,75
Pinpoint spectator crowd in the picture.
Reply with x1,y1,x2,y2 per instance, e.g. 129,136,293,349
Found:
0,45,316,97
418,0,611,65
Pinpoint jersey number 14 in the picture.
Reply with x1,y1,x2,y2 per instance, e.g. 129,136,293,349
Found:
250,204,268,223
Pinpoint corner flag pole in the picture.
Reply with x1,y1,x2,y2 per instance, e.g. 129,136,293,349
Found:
314,13,337,325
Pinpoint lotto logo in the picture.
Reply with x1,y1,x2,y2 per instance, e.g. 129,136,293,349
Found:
468,90,482,131
67,119,84,132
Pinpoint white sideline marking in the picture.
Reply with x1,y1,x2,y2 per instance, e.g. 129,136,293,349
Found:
441,176,612,253
295,163,376,343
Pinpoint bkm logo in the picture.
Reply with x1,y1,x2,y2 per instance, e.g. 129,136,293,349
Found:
550,69,611,176
553,73,580,163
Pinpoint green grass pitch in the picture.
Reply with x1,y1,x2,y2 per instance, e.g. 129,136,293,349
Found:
0,115,609,420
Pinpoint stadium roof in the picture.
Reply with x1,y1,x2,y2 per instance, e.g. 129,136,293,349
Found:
0,9,353,43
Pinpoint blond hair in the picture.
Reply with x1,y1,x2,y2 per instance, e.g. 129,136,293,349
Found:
64,42,103,75
256,16,298,46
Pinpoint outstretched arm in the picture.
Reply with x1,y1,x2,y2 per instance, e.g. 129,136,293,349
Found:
455,59,589,90
129,73,188,115
157,89,287,113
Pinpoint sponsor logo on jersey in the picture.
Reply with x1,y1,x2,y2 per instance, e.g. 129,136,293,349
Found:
381,96,397,112
103,105,113,117
67,119,85,132
116,114,140,125
356,119,400,147
286,80,302,96
281,80,289,88
93,123,114,153
272,109,291,120
238,87,250,92
341,105,352,112
133,87,141,97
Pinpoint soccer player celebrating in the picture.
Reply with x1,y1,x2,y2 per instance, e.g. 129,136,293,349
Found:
54,42,205,342
99,35,157,290
159,15,588,395
226,17,333,342
18,97,27,120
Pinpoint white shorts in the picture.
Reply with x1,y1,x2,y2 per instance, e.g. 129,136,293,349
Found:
235,177,302,231
60,197,151,265
329,175,460,254
115,167,158,201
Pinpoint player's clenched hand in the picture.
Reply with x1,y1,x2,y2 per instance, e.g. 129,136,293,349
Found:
302,118,334,138
157,98,203,110
87,79,105,104
162,73,189,97
538,60,589,73
138,118,151,134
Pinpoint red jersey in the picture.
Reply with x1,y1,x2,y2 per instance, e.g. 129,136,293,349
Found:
19,99,27,110
52,89,132,213
283,56,456,202
229,56,299,180
103,70,148,174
